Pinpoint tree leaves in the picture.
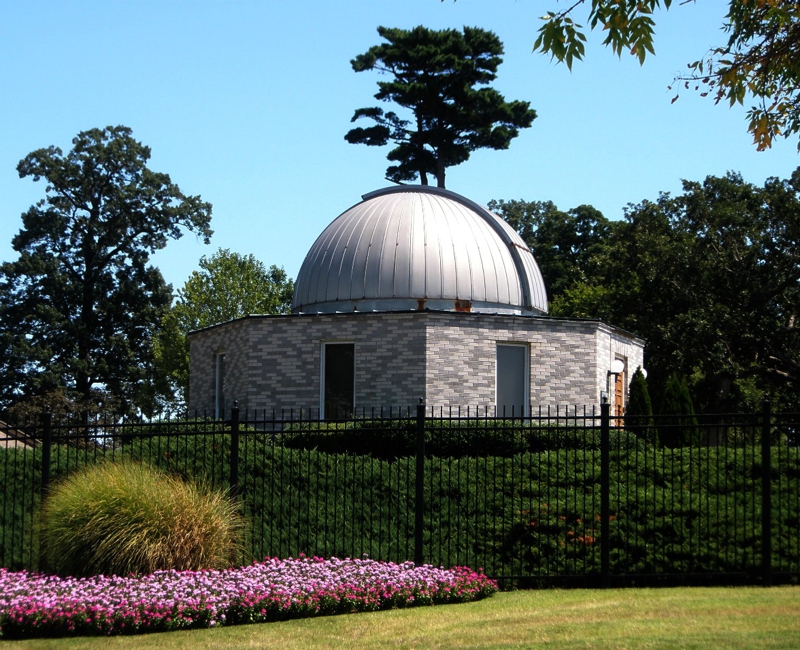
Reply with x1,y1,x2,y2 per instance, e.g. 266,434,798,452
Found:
527,0,800,150
346,26,536,188
0,126,213,413
533,1,665,67
153,248,294,407
533,13,588,71
514,169,800,411
487,198,616,303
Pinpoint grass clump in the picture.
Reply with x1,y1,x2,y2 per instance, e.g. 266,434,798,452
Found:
39,461,243,577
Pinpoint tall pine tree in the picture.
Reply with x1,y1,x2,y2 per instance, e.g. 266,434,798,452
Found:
346,26,536,188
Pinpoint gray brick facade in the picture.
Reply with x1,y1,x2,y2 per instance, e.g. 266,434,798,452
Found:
188,311,644,415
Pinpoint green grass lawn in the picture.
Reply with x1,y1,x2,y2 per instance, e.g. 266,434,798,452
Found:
5,586,799,649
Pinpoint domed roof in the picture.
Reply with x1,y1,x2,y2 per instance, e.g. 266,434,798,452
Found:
292,185,548,315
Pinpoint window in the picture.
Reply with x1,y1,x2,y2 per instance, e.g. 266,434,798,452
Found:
322,343,354,419
214,352,226,419
496,343,528,417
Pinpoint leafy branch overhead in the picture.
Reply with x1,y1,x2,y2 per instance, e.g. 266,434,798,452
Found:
488,0,800,151
684,1,800,151
346,26,536,188
533,0,667,68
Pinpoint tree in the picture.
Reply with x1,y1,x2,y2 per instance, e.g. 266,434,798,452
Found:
543,169,800,412
658,374,700,447
154,248,294,406
685,1,800,151
345,26,537,188
488,199,615,302
0,126,212,412
625,367,654,443
526,0,800,150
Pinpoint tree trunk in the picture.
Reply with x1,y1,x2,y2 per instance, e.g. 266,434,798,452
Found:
436,158,446,188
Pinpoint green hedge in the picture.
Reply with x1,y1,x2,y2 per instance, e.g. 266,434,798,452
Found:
280,418,646,459
1,434,798,582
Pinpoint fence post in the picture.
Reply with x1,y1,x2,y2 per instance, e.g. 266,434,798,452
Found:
600,399,610,588
761,398,772,587
40,411,52,499
414,398,426,566
230,401,240,498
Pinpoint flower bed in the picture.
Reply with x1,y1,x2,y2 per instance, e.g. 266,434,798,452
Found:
0,556,497,639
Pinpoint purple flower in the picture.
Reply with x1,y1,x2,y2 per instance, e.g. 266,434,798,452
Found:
0,558,496,639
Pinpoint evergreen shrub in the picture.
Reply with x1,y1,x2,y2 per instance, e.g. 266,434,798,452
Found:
235,438,798,578
2,417,798,582
658,374,701,447
281,418,605,458
626,366,656,445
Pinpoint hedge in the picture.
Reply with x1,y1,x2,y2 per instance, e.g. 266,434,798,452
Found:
1,431,798,582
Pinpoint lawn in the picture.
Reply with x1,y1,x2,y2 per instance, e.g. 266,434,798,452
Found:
4,586,798,649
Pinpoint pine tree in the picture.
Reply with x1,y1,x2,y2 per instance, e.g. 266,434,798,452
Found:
625,366,654,443
658,374,700,447
346,26,536,188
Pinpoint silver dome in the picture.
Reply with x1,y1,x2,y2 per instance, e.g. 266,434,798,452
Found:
292,185,548,315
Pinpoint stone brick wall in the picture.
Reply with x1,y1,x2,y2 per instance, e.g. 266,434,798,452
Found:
188,311,644,415
594,323,647,406
189,312,426,414
189,319,251,417
422,313,638,409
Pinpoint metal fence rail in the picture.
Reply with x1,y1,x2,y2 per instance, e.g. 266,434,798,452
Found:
1,402,798,587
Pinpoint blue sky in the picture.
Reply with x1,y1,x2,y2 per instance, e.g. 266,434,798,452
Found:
2,0,798,291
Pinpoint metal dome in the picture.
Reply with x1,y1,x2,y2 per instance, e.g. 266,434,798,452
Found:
291,185,548,315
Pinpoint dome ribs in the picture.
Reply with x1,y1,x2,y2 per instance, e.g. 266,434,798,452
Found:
292,185,548,315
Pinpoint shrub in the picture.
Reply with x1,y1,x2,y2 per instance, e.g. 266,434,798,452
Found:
658,374,701,447
625,366,655,444
281,418,602,459
38,461,244,577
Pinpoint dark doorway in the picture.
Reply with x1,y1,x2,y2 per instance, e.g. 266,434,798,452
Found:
214,352,226,419
323,343,354,419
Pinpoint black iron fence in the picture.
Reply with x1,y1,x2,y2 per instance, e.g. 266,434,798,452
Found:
1,402,798,587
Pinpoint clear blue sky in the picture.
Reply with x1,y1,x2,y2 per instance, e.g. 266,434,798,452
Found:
2,0,797,291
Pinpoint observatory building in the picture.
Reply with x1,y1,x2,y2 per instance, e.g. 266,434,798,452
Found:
188,185,644,417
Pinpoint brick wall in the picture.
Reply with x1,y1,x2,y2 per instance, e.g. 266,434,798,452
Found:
188,311,644,414
189,312,426,414
422,312,643,409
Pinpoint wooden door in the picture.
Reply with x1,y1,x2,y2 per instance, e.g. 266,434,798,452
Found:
614,367,625,420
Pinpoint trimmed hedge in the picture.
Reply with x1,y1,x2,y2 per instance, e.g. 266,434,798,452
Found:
1,429,798,582
280,418,645,459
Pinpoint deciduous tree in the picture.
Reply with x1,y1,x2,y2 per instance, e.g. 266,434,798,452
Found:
542,169,800,411
518,0,800,150
0,126,212,412
154,248,294,406
488,199,615,302
346,26,537,188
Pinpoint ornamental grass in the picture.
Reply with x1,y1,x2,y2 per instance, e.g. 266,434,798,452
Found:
38,461,244,577
0,556,497,639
